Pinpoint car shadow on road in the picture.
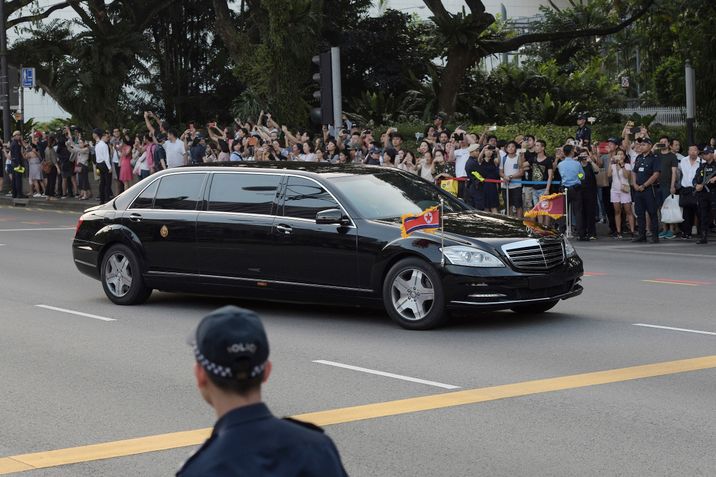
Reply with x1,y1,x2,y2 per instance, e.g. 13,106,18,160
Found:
140,292,392,326
448,310,573,331
136,292,571,332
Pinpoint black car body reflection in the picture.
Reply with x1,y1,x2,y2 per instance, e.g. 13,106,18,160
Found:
72,163,583,329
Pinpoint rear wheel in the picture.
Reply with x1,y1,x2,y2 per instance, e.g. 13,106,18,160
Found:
382,258,447,330
511,299,559,314
100,244,152,305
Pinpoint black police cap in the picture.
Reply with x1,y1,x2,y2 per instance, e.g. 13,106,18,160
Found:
189,306,269,381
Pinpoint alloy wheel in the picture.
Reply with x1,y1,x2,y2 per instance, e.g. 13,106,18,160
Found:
390,268,435,321
104,252,133,298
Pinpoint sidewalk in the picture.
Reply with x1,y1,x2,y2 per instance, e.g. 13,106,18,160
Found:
1,174,103,213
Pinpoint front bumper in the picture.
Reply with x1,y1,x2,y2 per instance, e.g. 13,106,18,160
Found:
442,256,584,310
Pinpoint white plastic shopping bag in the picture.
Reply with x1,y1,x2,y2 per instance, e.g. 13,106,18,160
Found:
660,194,683,224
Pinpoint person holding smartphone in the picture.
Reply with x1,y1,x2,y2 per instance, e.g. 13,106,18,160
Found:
608,148,635,238
578,148,600,239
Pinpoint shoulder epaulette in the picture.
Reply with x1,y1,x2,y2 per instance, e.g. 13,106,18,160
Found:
282,417,325,433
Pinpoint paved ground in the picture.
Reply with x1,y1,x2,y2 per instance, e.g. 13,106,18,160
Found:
0,205,714,476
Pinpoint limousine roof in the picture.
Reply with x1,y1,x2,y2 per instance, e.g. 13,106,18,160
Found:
177,161,390,177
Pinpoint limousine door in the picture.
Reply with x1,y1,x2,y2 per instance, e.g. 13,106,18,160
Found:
196,172,282,285
124,173,205,275
270,176,359,289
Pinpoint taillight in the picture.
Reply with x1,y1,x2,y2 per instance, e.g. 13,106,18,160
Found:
75,218,84,235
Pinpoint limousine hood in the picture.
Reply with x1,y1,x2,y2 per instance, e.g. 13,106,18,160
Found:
374,210,559,247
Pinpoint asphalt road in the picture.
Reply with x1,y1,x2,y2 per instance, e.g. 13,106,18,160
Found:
0,205,714,476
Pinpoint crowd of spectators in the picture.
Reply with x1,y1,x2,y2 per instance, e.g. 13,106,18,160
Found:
2,110,715,244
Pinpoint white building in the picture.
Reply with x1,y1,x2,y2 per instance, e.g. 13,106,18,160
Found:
374,0,570,19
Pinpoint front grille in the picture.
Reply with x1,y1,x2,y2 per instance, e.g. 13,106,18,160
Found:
502,239,565,272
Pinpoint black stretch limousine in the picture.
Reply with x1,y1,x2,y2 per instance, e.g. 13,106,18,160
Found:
72,163,583,329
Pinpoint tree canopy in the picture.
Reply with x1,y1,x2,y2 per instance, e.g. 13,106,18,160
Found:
5,0,712,133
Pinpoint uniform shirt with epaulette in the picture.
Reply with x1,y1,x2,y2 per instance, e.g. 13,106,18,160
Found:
176,403,348,477
633,153,661,186
693,160,716,192
575,125,591,144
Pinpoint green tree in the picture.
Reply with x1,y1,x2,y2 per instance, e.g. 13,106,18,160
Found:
421,0,655,116
137,0,244,125
10,0,175,127
213,0,324,126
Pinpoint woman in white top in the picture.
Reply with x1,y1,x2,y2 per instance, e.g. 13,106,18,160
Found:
27,143,44,197
417,150,435,182
607,148,635,238
298,142,316,162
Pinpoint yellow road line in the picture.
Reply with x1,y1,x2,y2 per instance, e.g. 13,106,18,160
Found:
642,280,699,286
1,355,715,475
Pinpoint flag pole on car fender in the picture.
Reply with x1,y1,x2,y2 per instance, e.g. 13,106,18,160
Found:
440,197,445,268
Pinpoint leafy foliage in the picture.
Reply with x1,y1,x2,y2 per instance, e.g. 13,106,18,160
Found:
345,90,419,126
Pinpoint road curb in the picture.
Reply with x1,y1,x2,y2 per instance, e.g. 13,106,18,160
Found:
0,196,90,213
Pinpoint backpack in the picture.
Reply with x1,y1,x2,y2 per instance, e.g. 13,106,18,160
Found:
153,144,166,171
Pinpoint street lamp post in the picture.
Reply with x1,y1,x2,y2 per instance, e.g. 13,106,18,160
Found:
685,60,695,146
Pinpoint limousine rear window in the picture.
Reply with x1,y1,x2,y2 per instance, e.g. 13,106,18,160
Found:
208,173,281,215
327,172,468,220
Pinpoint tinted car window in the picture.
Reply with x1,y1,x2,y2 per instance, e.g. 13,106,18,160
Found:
208,173,281,214
154,174,205,210
327,171,468,220
282,176,339,220
130,179,159,209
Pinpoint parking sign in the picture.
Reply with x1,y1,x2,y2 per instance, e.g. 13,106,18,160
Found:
21,67,35,88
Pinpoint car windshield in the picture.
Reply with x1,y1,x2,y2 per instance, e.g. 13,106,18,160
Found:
327,171,469,220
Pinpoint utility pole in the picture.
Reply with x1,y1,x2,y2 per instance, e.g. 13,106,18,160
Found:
330,47,342,131
0,1,10,142
685,60,695,146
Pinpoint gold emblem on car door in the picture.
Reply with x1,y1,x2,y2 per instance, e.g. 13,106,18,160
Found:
160,225,169,238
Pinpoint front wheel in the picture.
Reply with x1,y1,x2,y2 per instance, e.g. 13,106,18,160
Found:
511,299,559,315
100,244,152,305
382,257,447,330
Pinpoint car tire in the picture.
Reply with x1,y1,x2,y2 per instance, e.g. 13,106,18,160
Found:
100,244,152,305
511,299,559,314
382,257,447,330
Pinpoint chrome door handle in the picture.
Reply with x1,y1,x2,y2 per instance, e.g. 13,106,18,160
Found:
129,213,143,222
275,224,292,235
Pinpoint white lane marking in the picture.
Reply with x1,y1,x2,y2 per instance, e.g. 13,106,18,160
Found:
633,323,716,337
35,305,116,322
581,247,716,259
0,227,75,232
313,359,461,390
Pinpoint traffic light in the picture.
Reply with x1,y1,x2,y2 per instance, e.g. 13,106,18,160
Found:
311,50,333,125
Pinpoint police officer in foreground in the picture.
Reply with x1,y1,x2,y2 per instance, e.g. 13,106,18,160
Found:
631,138,661,243
178,306,348,476
694,146,716,244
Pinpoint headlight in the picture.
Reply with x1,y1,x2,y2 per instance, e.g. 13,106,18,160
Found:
442,246,505,268
564,238,577,257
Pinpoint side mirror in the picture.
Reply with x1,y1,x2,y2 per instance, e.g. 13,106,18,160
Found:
316,208,349,226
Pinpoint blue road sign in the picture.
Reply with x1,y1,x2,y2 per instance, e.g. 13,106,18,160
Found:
21,67,35,88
